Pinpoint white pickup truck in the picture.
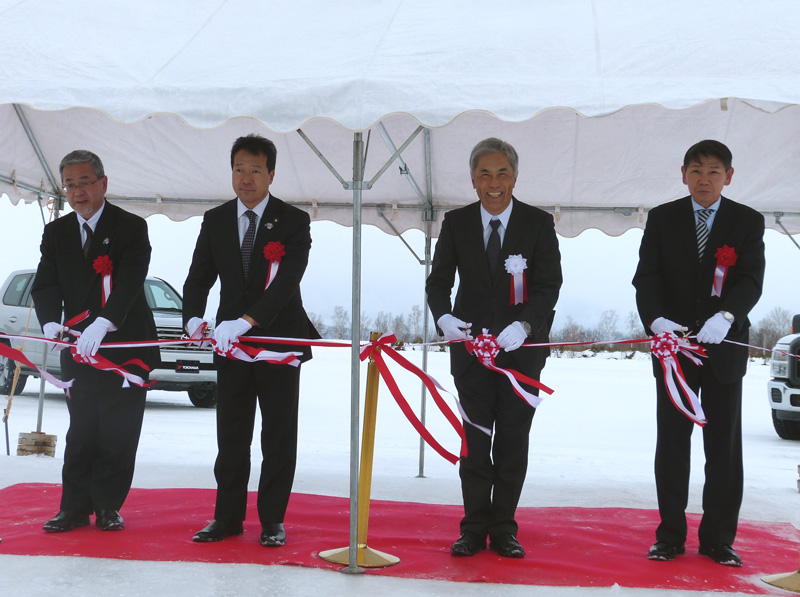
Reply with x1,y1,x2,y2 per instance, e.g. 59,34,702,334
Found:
767,314,800,440
0,269,218,407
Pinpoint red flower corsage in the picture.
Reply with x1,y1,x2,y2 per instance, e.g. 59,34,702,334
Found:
711,245,737,297
714,245,737,267
92,255,113,276
263,242,285,262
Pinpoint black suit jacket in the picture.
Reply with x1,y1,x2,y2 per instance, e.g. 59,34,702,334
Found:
426,198,562,378
31,201,159,381
182,196,318,363
633,195,765,383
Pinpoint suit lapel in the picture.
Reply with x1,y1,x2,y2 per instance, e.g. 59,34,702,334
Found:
702,197,730,267
675,197,701,271
464,203,493,283
244,196,283,288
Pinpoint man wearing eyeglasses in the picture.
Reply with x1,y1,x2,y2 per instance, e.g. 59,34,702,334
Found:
31,150,159,534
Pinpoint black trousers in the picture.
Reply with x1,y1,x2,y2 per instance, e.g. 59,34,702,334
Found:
61,372,146,514
654,354,743,547
454,362,537,540
212,358,301,526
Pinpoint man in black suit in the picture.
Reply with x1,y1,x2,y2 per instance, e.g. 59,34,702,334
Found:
183,134,316,547
32,150,159,533
426,138,562,558
633,140,765,567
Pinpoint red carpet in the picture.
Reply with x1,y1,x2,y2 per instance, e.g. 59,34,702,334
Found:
0,483,797,593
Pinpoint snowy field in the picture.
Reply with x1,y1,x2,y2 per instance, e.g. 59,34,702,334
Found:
1,347,799,596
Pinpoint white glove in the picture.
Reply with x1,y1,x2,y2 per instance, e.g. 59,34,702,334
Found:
696,312,731,344
650,317,686,336
437,314,472,342
42,322,63,339
185,317,208,338
213,317,252,353
76,317,113,357
496,321,528,352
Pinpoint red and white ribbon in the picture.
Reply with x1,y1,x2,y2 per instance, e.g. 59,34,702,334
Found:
360,333,469,463
220,341,302,367
504,254,528,305
0,339,73,390
711,245,737,297
92,256,114,306
466,330,553,409
650,332,707,426
70,348,152,388
263,242,285,291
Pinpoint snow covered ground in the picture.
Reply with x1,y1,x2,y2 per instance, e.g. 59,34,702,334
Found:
1,347,799,596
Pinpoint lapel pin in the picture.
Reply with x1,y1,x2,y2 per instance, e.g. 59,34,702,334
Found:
266,222,274,229
103,238,110,245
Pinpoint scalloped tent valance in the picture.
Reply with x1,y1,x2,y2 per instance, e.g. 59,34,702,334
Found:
2,0,800,235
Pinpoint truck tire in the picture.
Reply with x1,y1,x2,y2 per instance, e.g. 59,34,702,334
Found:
187,385,217,408
772,410,800,440
0,348,29,397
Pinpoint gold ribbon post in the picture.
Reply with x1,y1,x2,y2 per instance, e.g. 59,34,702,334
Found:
320,331,399,568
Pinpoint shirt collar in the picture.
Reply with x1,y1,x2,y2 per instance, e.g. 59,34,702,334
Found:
237,194,270,219
480,200,513,229
691,196,721,213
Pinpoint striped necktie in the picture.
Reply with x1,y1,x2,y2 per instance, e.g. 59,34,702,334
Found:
241,210,257,278
696,208,713,260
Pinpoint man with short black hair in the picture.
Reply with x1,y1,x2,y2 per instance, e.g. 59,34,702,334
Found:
184,134,318,547
633,139,765,567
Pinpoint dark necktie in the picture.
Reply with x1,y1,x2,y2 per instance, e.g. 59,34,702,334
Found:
696,208,713,260
241,210,257,278
486,219,501,276
82,223,93,260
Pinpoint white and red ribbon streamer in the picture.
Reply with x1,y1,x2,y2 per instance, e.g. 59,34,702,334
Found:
650,332,707,426
466,330,553,409
711,245,737,297
359,333,469,464
504,254,528,305
0,339,73,391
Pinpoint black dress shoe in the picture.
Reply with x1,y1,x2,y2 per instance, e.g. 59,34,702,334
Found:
96,510,125,531
490,534,525,558
451,531,486,556
647,540,686,561
260,523,286,547
43,510,90,533
193,520,244,542
699,543,742,567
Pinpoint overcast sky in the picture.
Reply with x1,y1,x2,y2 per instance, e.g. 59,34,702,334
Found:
1,198,797,338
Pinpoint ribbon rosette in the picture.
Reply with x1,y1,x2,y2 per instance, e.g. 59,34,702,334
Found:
92,255,113,306
711,245,737,297
504,254,528,305
650,332,707,426
466,329,553,410
263,241,285,291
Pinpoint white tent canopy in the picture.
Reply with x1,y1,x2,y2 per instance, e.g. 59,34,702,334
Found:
2,0,800,236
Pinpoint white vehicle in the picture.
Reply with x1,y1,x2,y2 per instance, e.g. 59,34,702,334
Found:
767,314,800,440
0,269,217,408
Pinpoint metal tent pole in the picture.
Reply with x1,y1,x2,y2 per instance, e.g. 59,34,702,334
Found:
344,132,365,574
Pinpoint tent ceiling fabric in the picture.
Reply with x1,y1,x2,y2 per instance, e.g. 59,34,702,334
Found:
2,0,800,236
